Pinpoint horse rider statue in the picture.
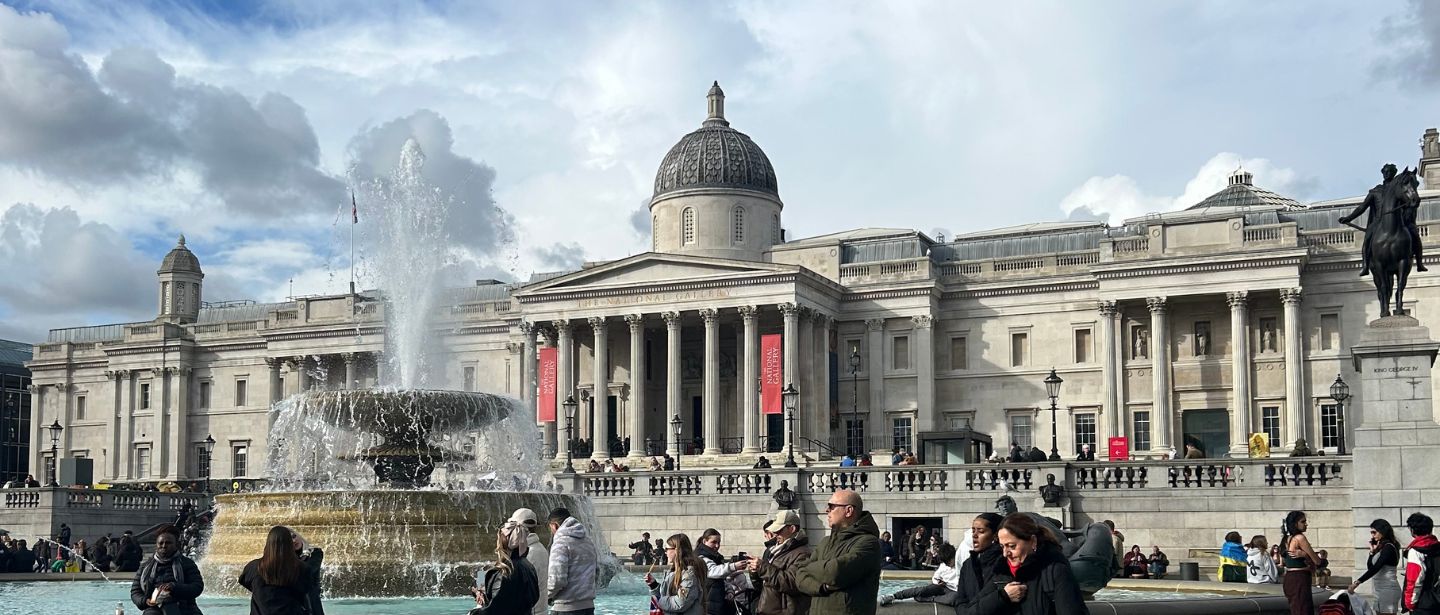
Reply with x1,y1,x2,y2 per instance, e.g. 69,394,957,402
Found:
1339,163,1425,317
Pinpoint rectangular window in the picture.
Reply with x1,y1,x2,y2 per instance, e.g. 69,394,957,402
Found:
845,418,865,456
1011,332,1029,367
75,395,86,421
950,336,968,370
1132,411,1151,452
1009,414,1033,449
1320,314,1340,351
42,453,55,485
1074,329,1092,364
891,416,914,452
235,380,247,407
892,336,911,371
462,366,476,392
135,447,151,478
1320,403,1341,449
194,444,211,479
1074,413,1097,454
140,383,151,410
233,444,249,477
1262,406,1281,447
199,381,211,409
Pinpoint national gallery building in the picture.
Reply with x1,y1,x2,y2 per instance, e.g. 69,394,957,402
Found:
23,84,1440,484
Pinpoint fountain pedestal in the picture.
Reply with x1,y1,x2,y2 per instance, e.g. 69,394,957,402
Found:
1348,315,1440,572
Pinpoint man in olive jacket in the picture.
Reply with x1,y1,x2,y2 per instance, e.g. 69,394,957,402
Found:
794,489,882,615
749,509,813,615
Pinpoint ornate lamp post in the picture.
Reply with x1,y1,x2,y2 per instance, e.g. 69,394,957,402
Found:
1329,374,1350,456
848,349,861,455
562,395,578,474
1044,369,1063,461
202,434,216,493
46,419,62,486
671,414,683,471
782,384,799,468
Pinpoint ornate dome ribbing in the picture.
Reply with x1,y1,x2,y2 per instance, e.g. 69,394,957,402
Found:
159,235,203,274
652,82,779,199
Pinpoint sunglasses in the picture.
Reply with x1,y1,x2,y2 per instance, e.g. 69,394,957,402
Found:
825,503,852,512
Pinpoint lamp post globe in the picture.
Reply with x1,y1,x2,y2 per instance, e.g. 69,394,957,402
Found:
46,419,62,486
670,414,683,471
1329,374,1350,455
782,384,799,468
1044,369,1063,461
562,395,578,474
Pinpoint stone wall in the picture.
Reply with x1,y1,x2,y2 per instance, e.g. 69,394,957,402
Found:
0,488,207,543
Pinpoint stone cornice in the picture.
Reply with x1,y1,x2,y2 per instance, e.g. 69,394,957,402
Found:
448,324,511,337
519,272,836,305
940,280,1099,300
843,287,937,302
261,325,385,343
1091,251,1306,281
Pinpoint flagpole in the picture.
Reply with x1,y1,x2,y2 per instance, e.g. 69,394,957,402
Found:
350,192,357,296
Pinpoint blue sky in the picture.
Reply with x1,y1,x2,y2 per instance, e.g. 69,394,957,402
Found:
1,0,1438,341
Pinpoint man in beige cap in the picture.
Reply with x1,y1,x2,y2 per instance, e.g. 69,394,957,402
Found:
508,508,549,615
747,509,812,615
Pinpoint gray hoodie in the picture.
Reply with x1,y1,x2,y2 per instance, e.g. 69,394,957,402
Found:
527,532,550,615
547,517,597,612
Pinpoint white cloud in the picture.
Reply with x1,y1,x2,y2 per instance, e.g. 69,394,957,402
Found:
1060,153,1317,225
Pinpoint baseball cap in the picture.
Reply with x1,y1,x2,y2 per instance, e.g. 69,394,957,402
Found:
769,509,801,529
508,508,538,528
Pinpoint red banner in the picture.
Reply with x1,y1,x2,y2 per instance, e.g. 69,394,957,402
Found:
537,347,557,423
761,334,783,414
1108,436,1129,461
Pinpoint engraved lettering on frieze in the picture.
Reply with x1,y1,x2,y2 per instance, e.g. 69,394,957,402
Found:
576,289,731,309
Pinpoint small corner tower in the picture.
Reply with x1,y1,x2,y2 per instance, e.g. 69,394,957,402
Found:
649,82,783,262
1420,128,1440,190
157,235,204,323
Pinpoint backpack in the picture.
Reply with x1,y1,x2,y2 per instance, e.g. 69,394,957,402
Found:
1318,594,1353,615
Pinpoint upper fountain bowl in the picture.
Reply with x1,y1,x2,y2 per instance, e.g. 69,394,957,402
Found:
300,388,516,438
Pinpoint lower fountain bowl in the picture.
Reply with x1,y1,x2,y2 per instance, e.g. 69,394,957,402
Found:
201,490,591,597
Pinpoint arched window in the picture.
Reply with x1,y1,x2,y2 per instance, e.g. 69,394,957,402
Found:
732,206,745,244
773,214,782,243
682,208,696,245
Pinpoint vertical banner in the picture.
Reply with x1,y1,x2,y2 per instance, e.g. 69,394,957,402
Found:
537,347,557,423
761,334,783,414
1107,436,1129,461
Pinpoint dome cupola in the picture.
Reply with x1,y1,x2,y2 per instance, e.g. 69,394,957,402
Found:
157,235,204,323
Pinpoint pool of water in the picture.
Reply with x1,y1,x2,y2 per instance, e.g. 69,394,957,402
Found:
1,578,1230,614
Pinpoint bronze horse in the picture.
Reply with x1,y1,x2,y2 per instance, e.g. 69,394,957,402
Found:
1368,167,1422,317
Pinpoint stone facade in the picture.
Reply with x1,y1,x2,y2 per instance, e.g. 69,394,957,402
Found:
23,87,1440,485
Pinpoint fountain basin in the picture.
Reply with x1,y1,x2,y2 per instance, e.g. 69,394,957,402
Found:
203,490,588,596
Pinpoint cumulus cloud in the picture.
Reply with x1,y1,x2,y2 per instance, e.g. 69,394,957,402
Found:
629,203,651,240
533,242,587,272
1374,0,1440,86
1060,153,1318,226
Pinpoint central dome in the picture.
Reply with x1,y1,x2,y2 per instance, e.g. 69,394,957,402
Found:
652,82,778,198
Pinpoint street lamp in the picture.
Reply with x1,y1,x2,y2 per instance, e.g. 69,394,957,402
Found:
562,395,578,474
782,384,799,468
46,419,62,486
849,349,862,456
1329,374,1350,456
670,414,683,471
1044,368,1063,461
202,434,216,493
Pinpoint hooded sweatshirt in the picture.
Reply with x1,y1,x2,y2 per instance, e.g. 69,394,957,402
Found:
1404,534,1440,612
547,518,598,612
1246,546,1277,584
526,533,550,615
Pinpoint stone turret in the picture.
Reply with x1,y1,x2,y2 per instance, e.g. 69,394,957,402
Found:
1421,128,1440,190
156,235,203,323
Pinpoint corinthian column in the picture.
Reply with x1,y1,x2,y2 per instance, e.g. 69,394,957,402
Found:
663,311,682,455
739,306,761,454
700,308,721,456
1098,301,1120,451
589,317,610,460
913,315,935,433
625,314,647,459
779,303,800,461
554,320,574,458
1228,291,1253,456
1281,288,1306,450
1148,297,1173,453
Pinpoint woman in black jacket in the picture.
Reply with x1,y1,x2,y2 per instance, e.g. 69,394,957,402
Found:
469,520,539,615
239,526,315,615
988,513,1090,615
953,513,1009,615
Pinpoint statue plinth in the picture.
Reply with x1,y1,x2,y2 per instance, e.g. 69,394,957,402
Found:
1348,314,1440,575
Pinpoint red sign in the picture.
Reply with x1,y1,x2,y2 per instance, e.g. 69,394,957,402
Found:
1108,436,1129,461
537,347,557,423
761,334,783,414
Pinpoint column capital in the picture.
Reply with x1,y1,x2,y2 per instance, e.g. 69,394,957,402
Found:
518,320,535,335
1097,300,1118,317
737,305,759,321
661,311,682,328
52,382,71,392
587,315,607,330
551,319,572,335
699,308,719,325
104,370,115,379
1280,287,1303,305
911,315,933,329
26,384,38,394
342,352,359,365
777,302,800,317
150,367,164,377
1146,296,1168,314
1226,291,1249,309
539,327,557,346
505,342,523,354
624,314,645,331
865,318,885,331
264,357,283,369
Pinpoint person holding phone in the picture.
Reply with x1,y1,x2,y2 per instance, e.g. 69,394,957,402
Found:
1350,519,1401,615
647,534,706,615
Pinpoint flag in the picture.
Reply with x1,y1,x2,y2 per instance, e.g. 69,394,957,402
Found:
351,192,358,224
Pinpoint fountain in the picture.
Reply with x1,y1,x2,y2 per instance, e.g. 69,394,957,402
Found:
199,140,611,597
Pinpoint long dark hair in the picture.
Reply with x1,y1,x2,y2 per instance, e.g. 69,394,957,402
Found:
667,533,708,595
258,525,302,586
974,513,1002,535
1280,511,1306,551
999,513,1059,548
1371,519,1400,550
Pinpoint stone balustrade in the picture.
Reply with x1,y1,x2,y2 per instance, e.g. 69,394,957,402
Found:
0,487,211,542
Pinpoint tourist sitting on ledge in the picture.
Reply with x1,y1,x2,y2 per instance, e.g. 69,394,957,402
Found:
1185,443,1206,459
1076,444,1096,461
1148,546,1169,579
752,456,771,469
663,454,675,471
858,454,873,466
879,542,959,606
1246,536,1277,584
586,460,602,473
839,455,856,467
1122,545,1149,578
649,457,664,471
1219,531,1248,582
1291,439,1314,456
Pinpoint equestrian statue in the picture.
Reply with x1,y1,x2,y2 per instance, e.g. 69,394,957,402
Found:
1339,164,1425,317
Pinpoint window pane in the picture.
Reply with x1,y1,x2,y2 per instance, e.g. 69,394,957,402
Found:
845,419,864,456
1320,403,1340,448
1262,406,1281,447
135,447,150,478
236,380,248,407
1074,329,1091,364
892,336,910,371
1011,333,1028,367
891,417,913,452
1010,415,1032,448
1074,414,1097,453
140,383,151,410
76,396,85,421
233,445,248,477
950,337,967,370
199,382,211,409
1132,411,1151,451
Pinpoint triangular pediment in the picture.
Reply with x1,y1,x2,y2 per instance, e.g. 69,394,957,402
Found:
518,253,799,294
